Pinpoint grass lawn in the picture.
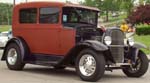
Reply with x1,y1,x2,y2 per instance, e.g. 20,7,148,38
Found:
100,13,127,27
134,35,150,54
108,14,127,23
0,25,11,32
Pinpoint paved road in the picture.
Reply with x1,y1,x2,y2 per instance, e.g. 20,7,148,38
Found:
0,50,150,83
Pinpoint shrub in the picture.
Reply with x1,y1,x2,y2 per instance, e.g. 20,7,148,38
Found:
128,4,150,25
136,25,150,35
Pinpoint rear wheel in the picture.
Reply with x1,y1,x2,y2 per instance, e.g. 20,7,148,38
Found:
76,49,105,82
5,43,25,70
122,50,149,77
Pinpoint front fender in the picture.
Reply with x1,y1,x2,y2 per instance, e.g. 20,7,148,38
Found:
61,40,110,65
79,40,108,51
133,42,148,49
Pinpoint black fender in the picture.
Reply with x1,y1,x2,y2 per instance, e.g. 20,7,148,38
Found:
1,37,30,62
125,41,149,63
133,42,148,49
60,40,114,65
79,40,108,51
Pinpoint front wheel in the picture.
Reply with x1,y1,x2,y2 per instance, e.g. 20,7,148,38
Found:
122,50,149,77
76,49,105,82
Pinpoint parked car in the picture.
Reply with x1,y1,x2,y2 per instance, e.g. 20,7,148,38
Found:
1,2,149,82
0,31,12,49
112,12,119,17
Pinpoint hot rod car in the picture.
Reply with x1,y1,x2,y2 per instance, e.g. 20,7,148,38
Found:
1,2,149,82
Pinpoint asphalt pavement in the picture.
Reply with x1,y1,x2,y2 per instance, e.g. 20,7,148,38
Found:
0,50,150,83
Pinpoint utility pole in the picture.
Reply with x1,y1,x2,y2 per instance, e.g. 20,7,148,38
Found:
13,0,15,6
26,0,27,3
7,8,10,25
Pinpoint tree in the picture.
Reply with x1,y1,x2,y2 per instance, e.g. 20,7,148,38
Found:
128,4,150,25
120,0,134,15
81,0,122,22
145,0,150,4
0,3,13,25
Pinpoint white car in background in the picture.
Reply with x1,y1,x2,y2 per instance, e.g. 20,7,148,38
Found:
0,31,12,49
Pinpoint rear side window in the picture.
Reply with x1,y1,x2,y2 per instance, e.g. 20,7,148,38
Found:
39,7,59,24
19,8,37,23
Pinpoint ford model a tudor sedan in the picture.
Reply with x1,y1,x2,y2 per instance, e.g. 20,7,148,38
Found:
1,2,149,82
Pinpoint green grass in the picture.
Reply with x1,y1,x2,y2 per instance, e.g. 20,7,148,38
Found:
101,14,127,27
0,25,11,32
134,35,150,54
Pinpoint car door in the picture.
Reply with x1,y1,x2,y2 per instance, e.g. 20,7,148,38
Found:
15,7,62,55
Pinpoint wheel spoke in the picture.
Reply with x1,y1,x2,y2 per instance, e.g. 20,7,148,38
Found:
7,48,18,65
79,54,96,76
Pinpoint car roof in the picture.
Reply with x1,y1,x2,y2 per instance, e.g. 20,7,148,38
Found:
14,2,100,11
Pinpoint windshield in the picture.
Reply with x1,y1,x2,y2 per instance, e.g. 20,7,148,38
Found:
62,7,98,25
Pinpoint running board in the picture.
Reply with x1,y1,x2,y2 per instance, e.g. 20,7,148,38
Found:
26,61,59,66
106,63,131,67
24,53,64,66
105,63,131,71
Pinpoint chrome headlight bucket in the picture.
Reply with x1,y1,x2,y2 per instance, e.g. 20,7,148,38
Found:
104,36,112,45
128,37,134,46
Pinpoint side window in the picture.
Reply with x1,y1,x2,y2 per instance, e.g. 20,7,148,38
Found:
39,7,59,24
19,8,37,23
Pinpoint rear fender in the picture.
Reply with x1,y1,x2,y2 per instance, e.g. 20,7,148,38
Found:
1,37,30,62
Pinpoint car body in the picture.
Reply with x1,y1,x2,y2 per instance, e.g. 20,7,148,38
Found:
1,2,149,82
0,31,12,48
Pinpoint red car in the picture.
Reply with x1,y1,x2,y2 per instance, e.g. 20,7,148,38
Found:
1,2,149,82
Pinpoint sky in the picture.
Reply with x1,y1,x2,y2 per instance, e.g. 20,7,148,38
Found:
0,0,83,4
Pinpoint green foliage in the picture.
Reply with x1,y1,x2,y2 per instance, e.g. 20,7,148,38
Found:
120,0,134,15
81,0,133,21
136,25,150,35
128,4,150,25
0,3,13,25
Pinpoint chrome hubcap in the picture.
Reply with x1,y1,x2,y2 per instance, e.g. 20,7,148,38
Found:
79,54,96,76
7,48,17,65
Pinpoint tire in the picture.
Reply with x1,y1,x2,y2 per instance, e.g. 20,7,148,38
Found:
76,49,105,82
5,43,25,70
122,50,149,77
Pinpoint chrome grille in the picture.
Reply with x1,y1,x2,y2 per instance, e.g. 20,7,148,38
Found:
109,29,124,63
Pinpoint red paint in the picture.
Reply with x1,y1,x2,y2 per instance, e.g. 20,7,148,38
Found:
12,2,76,56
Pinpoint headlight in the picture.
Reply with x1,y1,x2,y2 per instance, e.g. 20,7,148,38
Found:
128,37,134,46
104,36,112,45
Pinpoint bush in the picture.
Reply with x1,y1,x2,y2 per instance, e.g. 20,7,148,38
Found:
136,25,150,35
128,4,150,25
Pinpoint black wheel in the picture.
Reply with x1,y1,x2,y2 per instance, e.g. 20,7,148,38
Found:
76,49,105,82
5,43,25,70
122,50,149,77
